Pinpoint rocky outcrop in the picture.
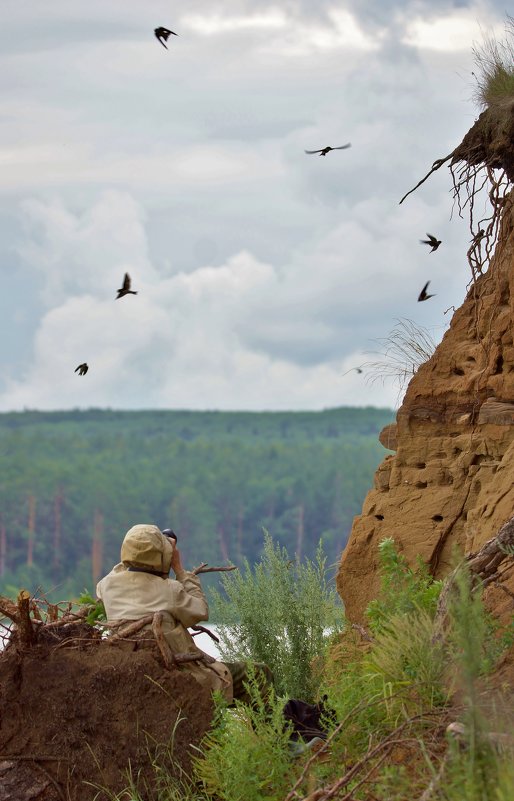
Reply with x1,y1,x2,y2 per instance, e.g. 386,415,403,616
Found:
337,201,514,622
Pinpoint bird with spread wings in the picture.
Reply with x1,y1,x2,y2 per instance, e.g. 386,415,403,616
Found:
116,273,138,300
305,144,351,156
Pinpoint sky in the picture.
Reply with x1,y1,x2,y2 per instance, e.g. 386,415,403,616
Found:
0,0,508,412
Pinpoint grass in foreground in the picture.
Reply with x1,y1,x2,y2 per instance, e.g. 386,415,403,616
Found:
99,537,514,801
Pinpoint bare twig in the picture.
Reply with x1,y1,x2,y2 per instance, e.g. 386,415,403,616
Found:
399,154,453,204
416,755,448,801
191,624,220,643
193,564,237,575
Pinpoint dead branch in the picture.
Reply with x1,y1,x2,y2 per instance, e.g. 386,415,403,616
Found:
302,723,428,801
16,590,35,647
399,154,453,205
0,595,19,623
106,615,154,641
152,611,173,669
433,515,514,643
193,563,237,575
173,652,216,665
191,624,220,643
416,755,449,801
43,606,93,628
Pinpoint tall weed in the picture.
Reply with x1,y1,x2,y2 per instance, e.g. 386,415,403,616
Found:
194,677,294,801
210,531,344,700
366,537,443,634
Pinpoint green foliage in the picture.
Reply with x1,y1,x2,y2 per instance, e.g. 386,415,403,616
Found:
0,406,392,600
366,537,443,634
194,674,294,801
77,590,106,626
210,531,344,700
363,609,448,709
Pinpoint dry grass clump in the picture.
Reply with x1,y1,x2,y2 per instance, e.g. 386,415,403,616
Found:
472,16,514,109
360,318,437,402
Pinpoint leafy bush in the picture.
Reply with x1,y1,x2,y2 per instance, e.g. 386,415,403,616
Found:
194,678,294,801
210,531,344,700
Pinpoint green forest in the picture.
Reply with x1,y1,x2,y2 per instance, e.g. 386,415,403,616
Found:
0,406,393,600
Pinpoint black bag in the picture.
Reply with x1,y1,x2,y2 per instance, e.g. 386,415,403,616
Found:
282,696,336,742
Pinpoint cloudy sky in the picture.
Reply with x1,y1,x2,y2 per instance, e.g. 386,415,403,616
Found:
0,0,506,412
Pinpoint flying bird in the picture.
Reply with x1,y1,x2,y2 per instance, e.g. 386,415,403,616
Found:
154,27,178,49
420,233,442,252
75,363,89,376
116,273,138,300
342,367,363,377
304,144,351,156
418,281,435,302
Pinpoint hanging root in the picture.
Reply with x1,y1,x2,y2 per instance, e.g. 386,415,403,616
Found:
398,153,453,205
401,145,512,284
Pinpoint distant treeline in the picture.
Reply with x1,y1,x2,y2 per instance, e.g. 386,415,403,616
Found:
0,407,394,600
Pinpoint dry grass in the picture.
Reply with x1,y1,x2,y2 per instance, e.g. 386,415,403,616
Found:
360,318,437,402
472,16,514,109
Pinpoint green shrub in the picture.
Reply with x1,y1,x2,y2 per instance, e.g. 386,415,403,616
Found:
194,677,295,801
366,537,443,634
210,531,344,700
363,608,448,709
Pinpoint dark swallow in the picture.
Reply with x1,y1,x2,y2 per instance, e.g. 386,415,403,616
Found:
304,144,351,156
154,27,178,49
342,367,363,377
116,273,138,300
420,233,442,252
418,281,435,302
75,363,89,376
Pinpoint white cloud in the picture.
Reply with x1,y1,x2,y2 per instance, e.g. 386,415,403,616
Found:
0,1,506,413
0,188,465,412
403,10,503,52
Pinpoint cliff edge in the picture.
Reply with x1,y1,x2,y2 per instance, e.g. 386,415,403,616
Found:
337,194,514,622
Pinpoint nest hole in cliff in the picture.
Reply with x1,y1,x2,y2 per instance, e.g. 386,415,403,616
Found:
494,353,504,373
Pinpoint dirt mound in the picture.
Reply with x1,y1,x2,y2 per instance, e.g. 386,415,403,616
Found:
0,625,214,801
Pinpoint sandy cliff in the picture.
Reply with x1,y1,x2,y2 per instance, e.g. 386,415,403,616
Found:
337,199,514,621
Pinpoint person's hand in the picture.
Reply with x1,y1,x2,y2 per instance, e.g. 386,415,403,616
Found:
170,546,185,576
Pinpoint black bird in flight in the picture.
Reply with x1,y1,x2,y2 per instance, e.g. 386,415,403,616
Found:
305,144,351,156
154,27,178,49
116,273,138,300
418,281,435,302
342,367,363,377
75,363,89,376
420,233,441,252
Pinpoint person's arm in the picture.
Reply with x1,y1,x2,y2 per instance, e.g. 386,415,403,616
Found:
168,547,209,627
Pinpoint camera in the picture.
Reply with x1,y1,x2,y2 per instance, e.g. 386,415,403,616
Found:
162,528,177,543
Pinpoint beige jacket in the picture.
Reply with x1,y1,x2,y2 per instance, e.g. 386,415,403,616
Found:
96,524,232,701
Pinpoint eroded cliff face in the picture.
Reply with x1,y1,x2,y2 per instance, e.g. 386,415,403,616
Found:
337,201,514,622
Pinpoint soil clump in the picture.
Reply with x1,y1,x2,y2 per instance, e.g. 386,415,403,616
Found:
0,624,214,801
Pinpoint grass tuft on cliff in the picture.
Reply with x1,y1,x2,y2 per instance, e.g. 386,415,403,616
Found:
473,16,514,108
